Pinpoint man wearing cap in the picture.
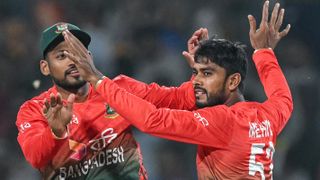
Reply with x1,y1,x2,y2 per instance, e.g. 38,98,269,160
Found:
56,1,292,179
16,22,196,179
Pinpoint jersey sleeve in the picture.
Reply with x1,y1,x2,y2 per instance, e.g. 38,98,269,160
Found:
253,49,293,135
96,78,233,148
16,101,67,169
113,75,196,110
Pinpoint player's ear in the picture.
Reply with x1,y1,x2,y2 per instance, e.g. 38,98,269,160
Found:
40,59,50,76
227,73,241,92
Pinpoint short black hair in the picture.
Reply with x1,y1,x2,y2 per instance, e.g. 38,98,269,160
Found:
194,38,248,93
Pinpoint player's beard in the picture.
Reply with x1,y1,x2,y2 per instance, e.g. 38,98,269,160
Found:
52,75,86,91
196,83,228,108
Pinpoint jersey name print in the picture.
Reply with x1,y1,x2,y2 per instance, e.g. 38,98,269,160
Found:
249,120,273,139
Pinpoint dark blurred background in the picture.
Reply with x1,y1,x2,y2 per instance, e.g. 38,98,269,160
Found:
0,0,319,179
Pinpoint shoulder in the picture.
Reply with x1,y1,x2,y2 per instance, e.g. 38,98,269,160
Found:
17,88,53,119
112,74,135,90
230,101,277,128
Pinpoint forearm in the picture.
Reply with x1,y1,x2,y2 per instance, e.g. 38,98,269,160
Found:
253,49,292,102
252,49,293,132
95,77,231,147
113,75,196,110
17,125,66,168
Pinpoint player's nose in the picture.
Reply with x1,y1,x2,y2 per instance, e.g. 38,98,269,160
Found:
192,75,203,87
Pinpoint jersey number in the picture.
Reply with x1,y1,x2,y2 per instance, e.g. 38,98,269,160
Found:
248,142,275,180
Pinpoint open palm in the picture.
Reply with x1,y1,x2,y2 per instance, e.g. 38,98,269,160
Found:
43,93,75,137
248,1,291,50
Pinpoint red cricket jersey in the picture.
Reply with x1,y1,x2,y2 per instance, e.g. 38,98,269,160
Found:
95,49,293,180
16,76,195,179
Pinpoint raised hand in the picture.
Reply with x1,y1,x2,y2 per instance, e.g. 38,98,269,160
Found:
248,1,291,50
62,30,104,85
182,28,209,67
43,93,75,137
268,2,291,49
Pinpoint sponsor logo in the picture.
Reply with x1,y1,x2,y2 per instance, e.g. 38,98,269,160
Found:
89,128,118,151
194,112,209,127
68,128,118,161
19,122,31,133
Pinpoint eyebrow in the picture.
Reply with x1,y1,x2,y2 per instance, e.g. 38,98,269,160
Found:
197,67,215,72
201,67,214,70
52,49,66,54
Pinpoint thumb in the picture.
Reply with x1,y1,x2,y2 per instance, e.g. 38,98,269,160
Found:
182,51,195,67
66,94,75,111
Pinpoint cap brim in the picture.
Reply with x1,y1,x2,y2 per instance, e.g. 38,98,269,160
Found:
43,30,91,57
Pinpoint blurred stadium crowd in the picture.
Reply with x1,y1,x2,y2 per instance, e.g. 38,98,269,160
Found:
0,0,319,179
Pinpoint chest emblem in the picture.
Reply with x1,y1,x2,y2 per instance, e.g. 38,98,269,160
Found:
105,104,119,119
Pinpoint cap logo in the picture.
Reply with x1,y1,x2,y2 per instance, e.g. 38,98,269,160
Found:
55,23,68,34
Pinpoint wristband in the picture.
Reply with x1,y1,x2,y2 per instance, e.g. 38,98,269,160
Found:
254,48,272,54
95,76,106,90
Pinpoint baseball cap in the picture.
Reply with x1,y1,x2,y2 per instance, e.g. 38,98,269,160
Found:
40,22,91,57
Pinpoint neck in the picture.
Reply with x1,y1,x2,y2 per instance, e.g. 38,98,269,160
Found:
224,90,245,106
55,83,90,103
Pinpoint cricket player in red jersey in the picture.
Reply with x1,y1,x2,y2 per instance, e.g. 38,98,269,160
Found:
16,23,196,179
64,1,293,179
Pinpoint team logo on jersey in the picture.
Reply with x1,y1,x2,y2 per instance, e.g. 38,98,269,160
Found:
105,104,119,119
55,23,68,34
